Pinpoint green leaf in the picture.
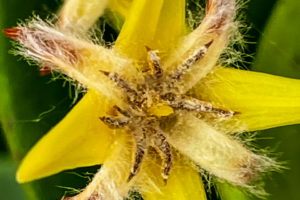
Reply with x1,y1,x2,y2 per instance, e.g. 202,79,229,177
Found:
0,155,26,200
252,0,300,199
0,0,89,199
217,183,250,200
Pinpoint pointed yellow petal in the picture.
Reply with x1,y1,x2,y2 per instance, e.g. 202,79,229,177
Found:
17,91,115,183
114,0,163,60
135,155,207,200
113,0,185,116
115,0,185,60
58,0,108,32
194,67,300,132
151,0,185,53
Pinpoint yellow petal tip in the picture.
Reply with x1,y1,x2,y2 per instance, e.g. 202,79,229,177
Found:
16,165,35,184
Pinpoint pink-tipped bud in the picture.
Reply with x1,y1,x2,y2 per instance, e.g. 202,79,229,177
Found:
3,27,22,40
39,65,52,76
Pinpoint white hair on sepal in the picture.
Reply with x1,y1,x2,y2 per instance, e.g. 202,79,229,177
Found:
166,113,279,195
11,17,81,65
57,0,109,35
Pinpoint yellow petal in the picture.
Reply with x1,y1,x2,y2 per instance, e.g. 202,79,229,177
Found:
109,0,132,18
147,103,174,116
151,0,185,54
58,0,108,32
113,0,185,116
135,154,207,200
114,0,163,60
17,91,115,183
115,0,185,60
194,67,300,132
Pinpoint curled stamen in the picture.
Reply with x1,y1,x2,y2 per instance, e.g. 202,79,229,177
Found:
127,130,147,182
152,129,172,183
169,40,213,83
146,46,163,79
161,92,236,118
100,70,140,105
99,116,130,129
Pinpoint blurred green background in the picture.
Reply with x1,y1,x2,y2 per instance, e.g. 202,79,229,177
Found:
1,0,300,199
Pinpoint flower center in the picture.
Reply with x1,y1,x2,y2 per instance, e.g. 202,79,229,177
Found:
99,46,236,182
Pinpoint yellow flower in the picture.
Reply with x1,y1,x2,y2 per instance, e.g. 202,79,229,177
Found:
4,0,300,199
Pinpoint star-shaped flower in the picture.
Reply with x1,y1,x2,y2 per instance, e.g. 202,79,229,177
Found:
4,0,300,199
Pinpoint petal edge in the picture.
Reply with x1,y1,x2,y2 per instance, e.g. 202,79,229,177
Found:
17,91,115,183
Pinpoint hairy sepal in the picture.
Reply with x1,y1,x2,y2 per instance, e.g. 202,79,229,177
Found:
9,19,140,107
167,114,276,188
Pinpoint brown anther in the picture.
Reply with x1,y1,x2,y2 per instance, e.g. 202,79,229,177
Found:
205,40,214,49
145,46,152,52
99,70,110,76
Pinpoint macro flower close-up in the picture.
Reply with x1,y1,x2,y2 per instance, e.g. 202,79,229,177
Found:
1,0,300,199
